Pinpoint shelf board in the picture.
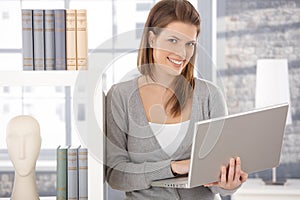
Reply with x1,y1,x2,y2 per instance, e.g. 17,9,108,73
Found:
0,71,83,86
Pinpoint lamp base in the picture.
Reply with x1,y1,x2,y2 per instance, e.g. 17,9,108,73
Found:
264,180,286,185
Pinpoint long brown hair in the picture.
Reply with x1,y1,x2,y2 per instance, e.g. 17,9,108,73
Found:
137,0,201,117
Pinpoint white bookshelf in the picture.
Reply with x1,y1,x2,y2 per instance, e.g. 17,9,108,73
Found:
0,70,104,200
2,0,105,199
0,71,81,86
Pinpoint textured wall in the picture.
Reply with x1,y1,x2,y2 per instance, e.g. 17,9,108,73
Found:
219,0,300,179
0,172,56,197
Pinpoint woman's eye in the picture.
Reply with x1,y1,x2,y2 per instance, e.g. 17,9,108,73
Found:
168,38,177,43
187,42,196,47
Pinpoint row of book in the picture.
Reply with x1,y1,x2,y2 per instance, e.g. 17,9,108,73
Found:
22,9,88,71
56,146,88,200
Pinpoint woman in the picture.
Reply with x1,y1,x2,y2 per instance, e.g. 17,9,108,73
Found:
106,0,248,199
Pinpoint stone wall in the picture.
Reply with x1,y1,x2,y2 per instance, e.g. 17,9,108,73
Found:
219,0,300,179
0,172,56,197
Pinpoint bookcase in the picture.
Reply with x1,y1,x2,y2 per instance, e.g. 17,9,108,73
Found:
1,1,105,198
0,71,105,200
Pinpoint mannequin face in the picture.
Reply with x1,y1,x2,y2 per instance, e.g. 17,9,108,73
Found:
6,116,41,177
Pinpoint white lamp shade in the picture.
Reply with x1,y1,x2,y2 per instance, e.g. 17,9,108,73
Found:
255,59,292,124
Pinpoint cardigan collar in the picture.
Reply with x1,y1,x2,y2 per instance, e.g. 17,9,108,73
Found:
130,76,201,159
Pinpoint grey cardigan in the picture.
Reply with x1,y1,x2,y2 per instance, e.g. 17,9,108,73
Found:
106,77,238,200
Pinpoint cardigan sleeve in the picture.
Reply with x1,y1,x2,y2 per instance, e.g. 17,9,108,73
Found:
105,85,175,192
208,83,228,118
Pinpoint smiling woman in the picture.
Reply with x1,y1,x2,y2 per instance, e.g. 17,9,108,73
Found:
140,22,198,123
105,0,247,200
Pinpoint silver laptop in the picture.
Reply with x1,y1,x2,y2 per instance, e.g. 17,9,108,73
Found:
151,103,289,188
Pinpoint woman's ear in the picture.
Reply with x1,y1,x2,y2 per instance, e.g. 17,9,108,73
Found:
148,31,155,48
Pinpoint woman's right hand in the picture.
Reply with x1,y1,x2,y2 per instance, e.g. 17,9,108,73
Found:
170,159,190,175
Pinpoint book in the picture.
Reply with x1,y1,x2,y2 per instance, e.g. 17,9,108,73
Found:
54,9,66,70
76,9,88,70
33,9,45,70
21,9,34,71
67,146,79,200
66,9,77,70
56,146,68,200
78,147,88,200
44,10,55,70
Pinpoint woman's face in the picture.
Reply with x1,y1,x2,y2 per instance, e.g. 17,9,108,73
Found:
149,21,198,77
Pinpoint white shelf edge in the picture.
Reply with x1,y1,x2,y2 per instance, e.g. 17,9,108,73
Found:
0,71,84,86
0,160,56,172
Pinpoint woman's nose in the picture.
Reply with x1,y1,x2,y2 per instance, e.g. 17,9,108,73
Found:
173,44,186,59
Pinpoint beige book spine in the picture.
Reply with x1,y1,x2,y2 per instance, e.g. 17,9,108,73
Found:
66,9,77,70
76,9,88,70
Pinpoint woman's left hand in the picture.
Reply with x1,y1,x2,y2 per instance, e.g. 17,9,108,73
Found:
204,157,248,190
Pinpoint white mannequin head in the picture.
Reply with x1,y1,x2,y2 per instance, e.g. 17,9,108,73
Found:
6,115,41,177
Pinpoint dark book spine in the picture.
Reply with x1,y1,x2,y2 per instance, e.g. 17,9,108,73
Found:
33,9,45,70
54,9,66,70
44,10,55,70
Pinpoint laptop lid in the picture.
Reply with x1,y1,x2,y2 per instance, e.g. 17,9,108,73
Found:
188,103,288,188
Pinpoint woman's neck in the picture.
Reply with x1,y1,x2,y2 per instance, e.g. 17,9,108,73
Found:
145,71,176,89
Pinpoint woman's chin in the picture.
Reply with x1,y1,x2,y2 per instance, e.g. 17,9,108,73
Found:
163,66,184,76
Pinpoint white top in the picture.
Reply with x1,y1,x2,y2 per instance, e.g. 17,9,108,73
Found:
149,120,190,156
